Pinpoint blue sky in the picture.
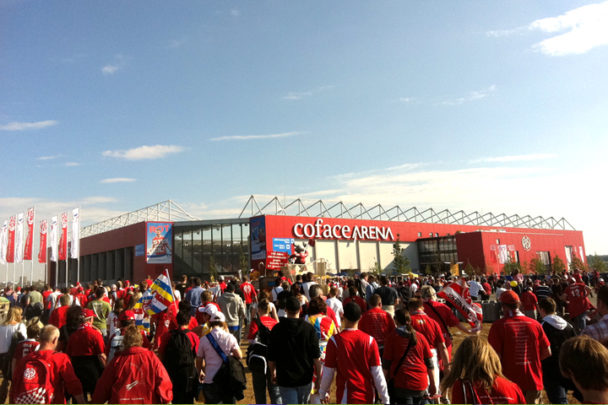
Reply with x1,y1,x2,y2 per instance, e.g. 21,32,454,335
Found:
1,0,608,262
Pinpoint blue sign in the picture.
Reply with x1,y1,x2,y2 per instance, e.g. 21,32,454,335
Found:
273,238,294,253
135,244,145,257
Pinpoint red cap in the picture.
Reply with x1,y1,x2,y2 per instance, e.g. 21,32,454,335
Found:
500,290,520,305
83,308,96,318
119,310,136,322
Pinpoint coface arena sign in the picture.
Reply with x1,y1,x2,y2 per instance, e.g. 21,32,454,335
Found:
292,218,395,241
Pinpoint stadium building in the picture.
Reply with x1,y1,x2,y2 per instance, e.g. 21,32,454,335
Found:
48,196,586,285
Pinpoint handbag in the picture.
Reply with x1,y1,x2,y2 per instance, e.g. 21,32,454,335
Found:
387,336,414,399
205,333,247,400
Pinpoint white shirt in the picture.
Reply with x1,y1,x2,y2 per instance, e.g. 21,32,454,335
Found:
468,281,484,298
0,323,27,354
326,297,344,328
197,327,239,384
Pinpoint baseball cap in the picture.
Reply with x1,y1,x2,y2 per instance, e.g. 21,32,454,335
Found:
198,304,218,316
83,308,96,318
119,310,136,322
210,312,226,323
500,290,520,305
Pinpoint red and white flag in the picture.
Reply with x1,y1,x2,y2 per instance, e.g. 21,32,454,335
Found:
50,216,58,262
6,216,16,263
24,208,35,261
38,220,48,264
0,221,7,265
71,208,79,259
58,212,68,261
438,279,483,330
15,213,24,263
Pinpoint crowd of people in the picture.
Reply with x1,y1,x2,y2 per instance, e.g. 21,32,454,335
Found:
0,268,606,404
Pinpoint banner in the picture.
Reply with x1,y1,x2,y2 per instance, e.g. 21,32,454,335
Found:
58,212,68,261
0,221,7,265
38,220,48,264
50,216,58,262
438,279,483,330
15,213,24,263
146,269,175,314
71,208,80,259
24,208,34,260
146,222,173,264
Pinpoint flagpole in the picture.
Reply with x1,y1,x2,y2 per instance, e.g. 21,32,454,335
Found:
31,207,36,286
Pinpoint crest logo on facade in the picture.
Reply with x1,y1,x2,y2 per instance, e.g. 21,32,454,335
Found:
522,236,531,251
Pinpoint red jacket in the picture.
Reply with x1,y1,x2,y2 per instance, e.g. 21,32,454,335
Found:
11,349,83,404
49,305,69,329
92,346,173,404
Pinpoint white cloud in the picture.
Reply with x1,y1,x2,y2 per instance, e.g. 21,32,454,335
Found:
230,8,241,17
398,97,415,104
37,155,61,161
0,120,58,131
439,85,496,106
210,131,301,142
101,54,128,75
166,38,187,49
469,153,557,164
64,162,80,167
102,144,185,160
100,177,136,184
282,85,335,101
488,2,608,56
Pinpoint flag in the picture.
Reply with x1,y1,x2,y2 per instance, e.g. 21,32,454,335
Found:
15,213,24,263
146,269,174,315
24,208,35,260
71,208,79,259
438,279,483,330
50,216,58,262
58,212,68,261
6,216,15,263
38,220,48,263
134,290,153,333
0,221,7,265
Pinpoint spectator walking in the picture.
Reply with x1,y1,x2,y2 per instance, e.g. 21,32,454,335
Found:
374,276,400,317
582,285,608,345
488,290,551,404
319,301,390,404
268,296,321,404
358,294,395,356
217,283,246,344
441,336,525,404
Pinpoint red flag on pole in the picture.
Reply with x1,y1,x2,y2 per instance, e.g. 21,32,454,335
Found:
24,208,35,260
38,220,47,264
6,216,15,263
58,212,68,261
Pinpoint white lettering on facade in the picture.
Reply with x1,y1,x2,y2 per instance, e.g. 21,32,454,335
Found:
291,219,395,241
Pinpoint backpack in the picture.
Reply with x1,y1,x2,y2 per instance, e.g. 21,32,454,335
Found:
206,333,247,400
13,356,53,404
246,318,271,374
162,329,196,394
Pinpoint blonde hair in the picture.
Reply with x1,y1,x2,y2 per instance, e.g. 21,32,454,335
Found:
122,325,143,349
4,306,23,325
440,336,503,393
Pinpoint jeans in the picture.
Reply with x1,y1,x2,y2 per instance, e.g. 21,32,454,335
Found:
202,382,235,404
252,369,282,404
279,382,312,405
228,325,241,345
544,382,568,404
392,388,428,405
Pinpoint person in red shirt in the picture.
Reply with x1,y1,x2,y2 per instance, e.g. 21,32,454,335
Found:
92,324,173,404
521,286,539,319
66,308,106,399
48,294,71,330
441,335,525,404
561,277,594,333
420,285,476,359
408,298,450,394
240,275,258,325
383,309,436,404
358,294,395,356
11,325,85,404
343,286,367,314
559,335,608,405
196,291,221,326
488,290,551,404
11,322,41,378
319,301,390,404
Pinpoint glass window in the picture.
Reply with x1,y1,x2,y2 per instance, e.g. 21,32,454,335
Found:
192,227,203,275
